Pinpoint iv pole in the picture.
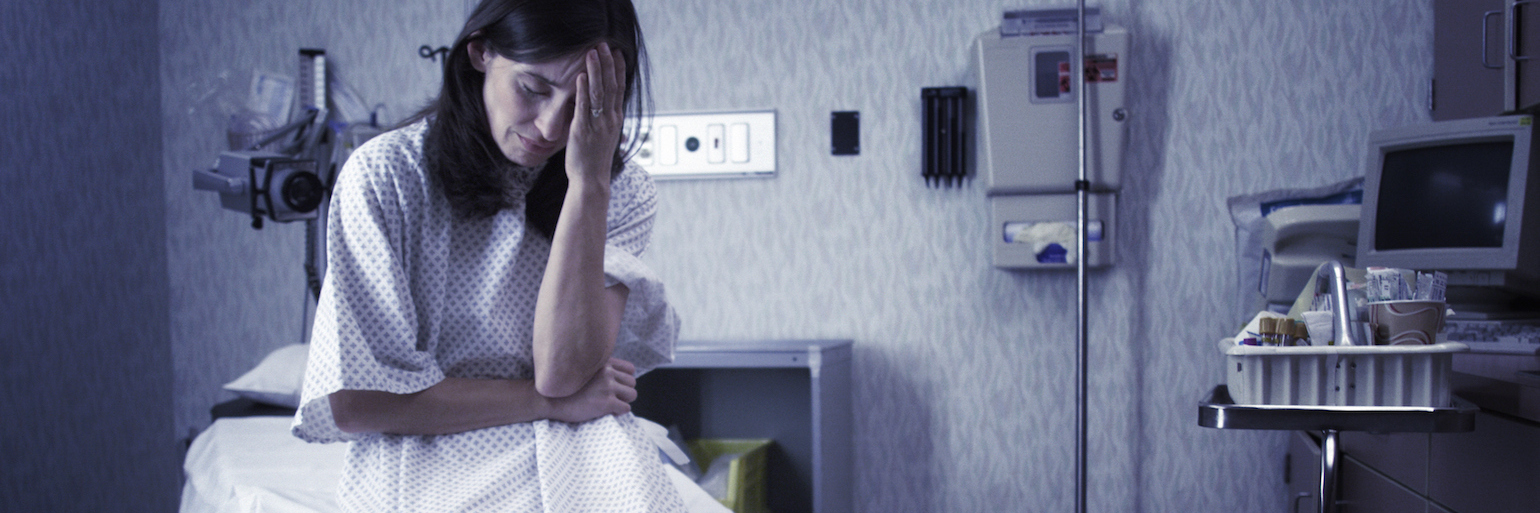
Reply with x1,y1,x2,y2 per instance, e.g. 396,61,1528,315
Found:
1073,0,1090,512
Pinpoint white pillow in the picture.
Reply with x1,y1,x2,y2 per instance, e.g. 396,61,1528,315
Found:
222,344,309,408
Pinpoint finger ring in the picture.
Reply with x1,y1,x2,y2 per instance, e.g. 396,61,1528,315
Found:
590,106,603,118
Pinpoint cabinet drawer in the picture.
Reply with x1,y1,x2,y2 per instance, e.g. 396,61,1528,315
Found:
1341,431,1430,495
1339,455,1431,513
1430,411,1540,513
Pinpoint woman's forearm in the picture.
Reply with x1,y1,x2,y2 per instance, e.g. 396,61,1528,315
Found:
328,358,640,436
531,179,627,398
329,377,555,435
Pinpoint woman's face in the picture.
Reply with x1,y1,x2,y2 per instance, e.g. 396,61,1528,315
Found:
470,41,588,167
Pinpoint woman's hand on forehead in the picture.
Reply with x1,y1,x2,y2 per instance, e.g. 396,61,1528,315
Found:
564,42,626,187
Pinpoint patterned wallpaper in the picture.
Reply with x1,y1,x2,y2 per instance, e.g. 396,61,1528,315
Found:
162,1,1433,511
4,1,179,510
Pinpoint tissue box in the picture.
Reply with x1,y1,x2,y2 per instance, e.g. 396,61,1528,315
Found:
687,438,773,513
1223,341,1466,407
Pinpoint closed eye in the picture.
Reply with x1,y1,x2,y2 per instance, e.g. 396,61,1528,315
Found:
519,82,551,98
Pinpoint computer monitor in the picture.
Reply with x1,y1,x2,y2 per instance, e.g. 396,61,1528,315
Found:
1357,115,1540,317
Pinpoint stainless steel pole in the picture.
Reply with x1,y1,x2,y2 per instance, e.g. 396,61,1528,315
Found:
1074,1,1090,512
1071,0,1096,508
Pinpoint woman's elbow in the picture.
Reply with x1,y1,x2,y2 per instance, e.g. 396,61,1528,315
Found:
532,343,611,398
534,372,584,399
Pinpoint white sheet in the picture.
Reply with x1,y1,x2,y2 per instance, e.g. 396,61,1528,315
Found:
181,417,346,513
180,416,729,513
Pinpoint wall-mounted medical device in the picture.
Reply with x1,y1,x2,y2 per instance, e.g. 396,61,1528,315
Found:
632,110,777,180
194,151,325,228
193,48,334,230
993,193,1116,267
191,48,348,301
975,15,1128,269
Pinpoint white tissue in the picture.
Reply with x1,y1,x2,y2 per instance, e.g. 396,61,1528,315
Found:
1004,221,1079,264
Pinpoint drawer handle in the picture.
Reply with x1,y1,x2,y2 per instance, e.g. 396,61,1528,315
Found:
1486,9,1504,69
1512,1,1536,62
1293,491,1314,513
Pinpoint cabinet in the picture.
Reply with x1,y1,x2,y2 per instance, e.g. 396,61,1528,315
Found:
1428,411,1540,512
1434,0,1540,119
1287,431,1433,513
1302,410,1540,512
631,339,853,513
1338,455,1434,513
1286,432,1322,513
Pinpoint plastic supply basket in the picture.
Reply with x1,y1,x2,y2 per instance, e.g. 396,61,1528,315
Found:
1223,341,1466,407
1223,260,1468,407
687,438,773,513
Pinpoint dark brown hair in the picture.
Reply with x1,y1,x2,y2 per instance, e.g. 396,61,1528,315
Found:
407,0,651,237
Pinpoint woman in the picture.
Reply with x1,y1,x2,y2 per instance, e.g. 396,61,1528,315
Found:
291,0,682,510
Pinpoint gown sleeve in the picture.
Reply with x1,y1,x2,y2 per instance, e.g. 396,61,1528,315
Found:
602,164,680,375
292,129,445,443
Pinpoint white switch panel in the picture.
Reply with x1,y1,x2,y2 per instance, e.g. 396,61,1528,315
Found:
632,110,775,179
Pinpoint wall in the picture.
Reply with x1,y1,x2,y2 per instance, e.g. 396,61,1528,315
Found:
636,1,1430,511
162,0,1432,511
1,1,178,510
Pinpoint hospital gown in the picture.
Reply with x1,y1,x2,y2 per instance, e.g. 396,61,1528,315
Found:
292,120,684,512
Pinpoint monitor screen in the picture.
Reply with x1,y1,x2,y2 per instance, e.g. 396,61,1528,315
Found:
1374,140,1512,251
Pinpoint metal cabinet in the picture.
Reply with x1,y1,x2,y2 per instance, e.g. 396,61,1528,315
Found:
1287,432,1323,513
1338,455,1432,513
1322,411,1540,512
1434,0,1540,119
1288,431,1436,513
1428,411,1540,513
631,339,853,513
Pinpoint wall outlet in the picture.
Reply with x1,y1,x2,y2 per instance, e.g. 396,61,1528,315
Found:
632,110,776,179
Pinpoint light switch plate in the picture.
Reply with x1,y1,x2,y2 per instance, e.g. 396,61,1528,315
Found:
632,110,776,180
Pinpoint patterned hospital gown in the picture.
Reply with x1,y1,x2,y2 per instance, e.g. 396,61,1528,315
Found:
292,120,685,512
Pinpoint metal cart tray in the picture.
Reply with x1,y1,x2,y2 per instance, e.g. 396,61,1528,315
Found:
1199,385,1476,433
1199,384,1475,513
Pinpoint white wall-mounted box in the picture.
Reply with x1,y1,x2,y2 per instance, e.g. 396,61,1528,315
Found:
975,26,1128,194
